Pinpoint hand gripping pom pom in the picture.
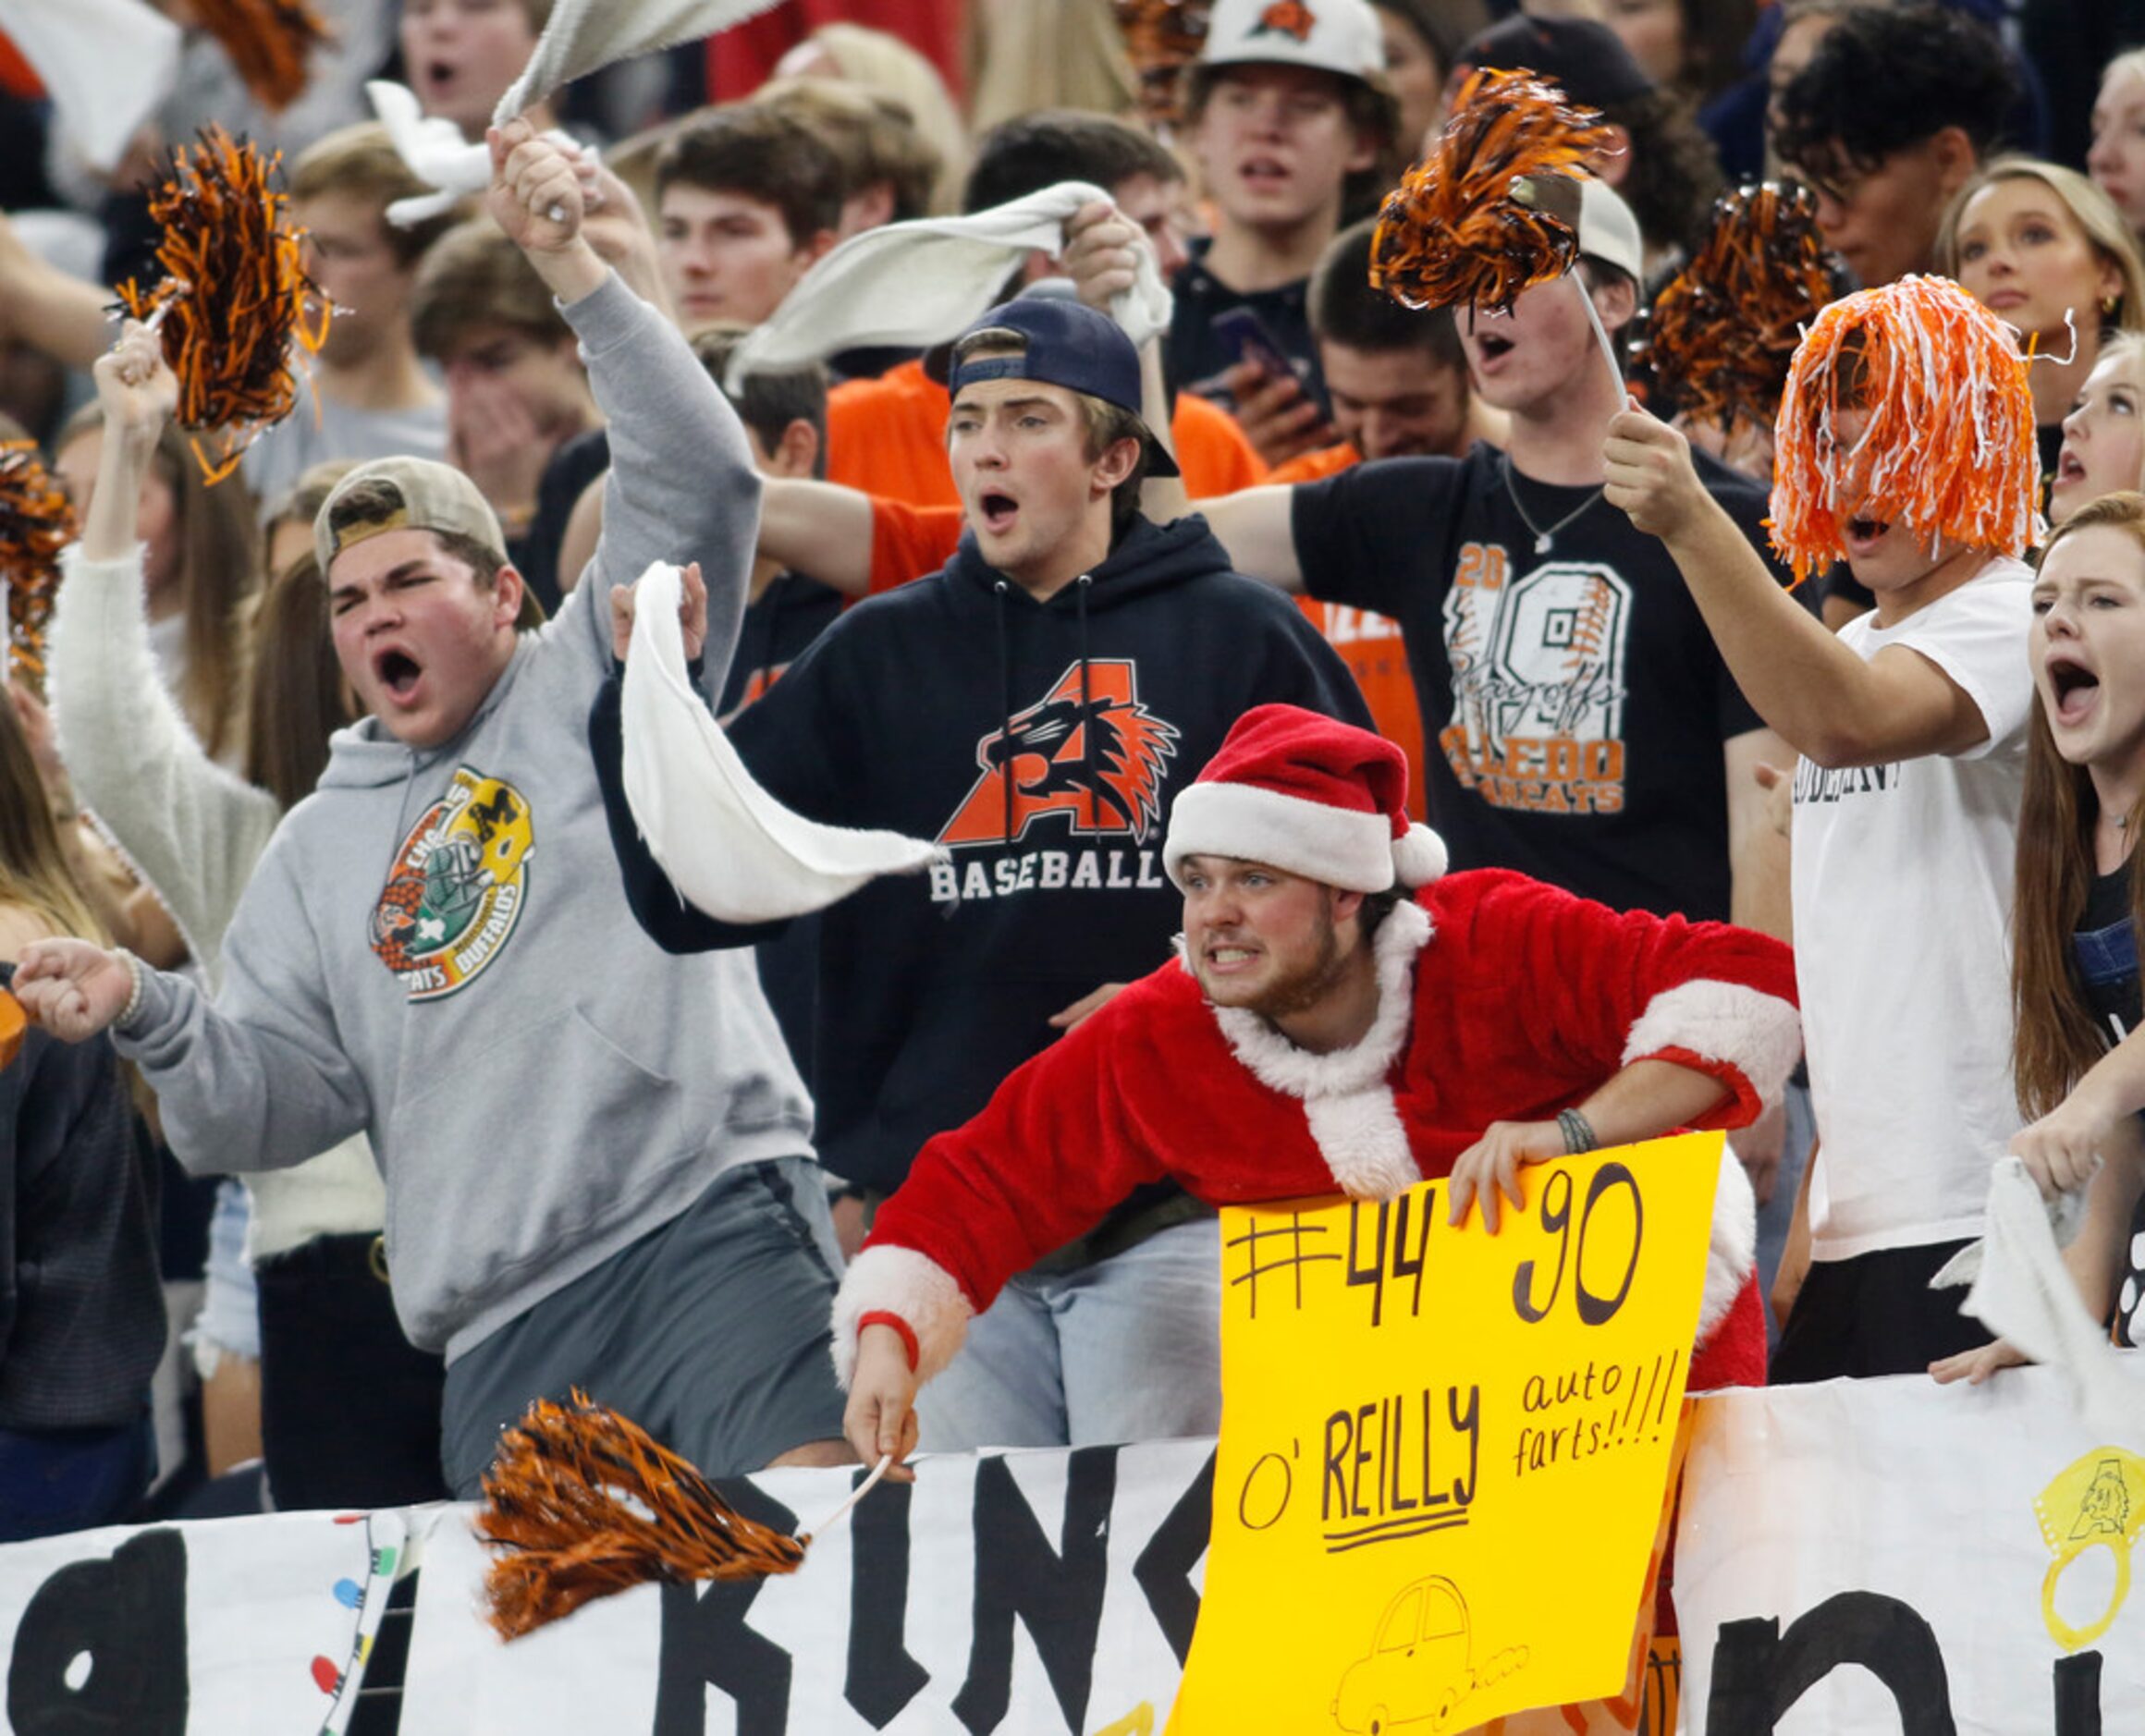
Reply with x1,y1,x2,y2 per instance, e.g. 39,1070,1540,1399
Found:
190,0,334,112
1369,66,1615,318
1770,275,2041,584
1635,182,1840,440
116,127,331,485
0,443,80,690
475,1390,890,1639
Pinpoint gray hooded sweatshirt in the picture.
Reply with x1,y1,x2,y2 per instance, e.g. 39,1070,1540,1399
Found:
118,272,815,1362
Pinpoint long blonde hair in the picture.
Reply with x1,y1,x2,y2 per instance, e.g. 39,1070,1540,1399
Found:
0,700,104,944
802,22,970,214
57,406,262,762
1936,154,2145,336
2013,490,2145,1117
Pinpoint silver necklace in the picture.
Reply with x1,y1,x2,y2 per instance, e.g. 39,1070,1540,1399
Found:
1504,457,1605,554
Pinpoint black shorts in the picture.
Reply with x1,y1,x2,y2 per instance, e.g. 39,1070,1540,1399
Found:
438,1157,847,1497
1769,1239,1992,1385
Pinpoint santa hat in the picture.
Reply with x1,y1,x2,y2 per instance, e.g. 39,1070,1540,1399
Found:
1163,705,1447,894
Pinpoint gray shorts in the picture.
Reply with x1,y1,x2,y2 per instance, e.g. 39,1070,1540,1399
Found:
440,1157,847,1498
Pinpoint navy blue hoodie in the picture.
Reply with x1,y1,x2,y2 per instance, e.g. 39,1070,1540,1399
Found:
600,513,1370,1197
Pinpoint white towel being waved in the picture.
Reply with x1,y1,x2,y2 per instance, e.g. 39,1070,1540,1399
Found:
379,0,782,226
1933,1157,2145,1439
0,0,179,174
721,181,1174,394
366,79,585,228
620,562,941,923
493,0,786,129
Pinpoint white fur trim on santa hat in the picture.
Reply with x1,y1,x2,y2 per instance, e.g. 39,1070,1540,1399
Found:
1698,1143,1757,1341
1620,980,1802,1114
829,1245,974,1389
1208,899,1433,1197
1165,780,1398,893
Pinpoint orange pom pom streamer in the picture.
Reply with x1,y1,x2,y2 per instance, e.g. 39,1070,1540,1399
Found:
476,1392,812,1640
1636,182,1838,438
1770,275,2041,584
0,441,80,691
0,990,25,1072
1112,0,1211,126
116,126,330,486
190,0,333,113
1370,65,1615,317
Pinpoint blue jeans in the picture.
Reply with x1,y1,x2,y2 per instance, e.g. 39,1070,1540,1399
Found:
1756,1082,1816,1351
916,1217,1223,1451
191,1178,262,1367
0,1413,155,1543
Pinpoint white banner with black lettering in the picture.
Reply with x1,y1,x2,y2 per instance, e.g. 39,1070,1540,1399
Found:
8,1375,2142,1733
398,1439,1213,1733
1674,1365,2145,1733
0,1507,402,1733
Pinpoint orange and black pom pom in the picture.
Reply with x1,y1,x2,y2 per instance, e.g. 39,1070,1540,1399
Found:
116,126,330,485
0,441,80,691
1635,183,1840,440
1370,65,1615,316
475,1391,807,1640
1112,0,1212,126
190,0,334,113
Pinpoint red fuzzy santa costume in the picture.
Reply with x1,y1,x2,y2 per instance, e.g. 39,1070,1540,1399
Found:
834,706,1800,1399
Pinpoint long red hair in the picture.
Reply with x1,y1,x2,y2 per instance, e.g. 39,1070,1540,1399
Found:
2014,491,2145,1116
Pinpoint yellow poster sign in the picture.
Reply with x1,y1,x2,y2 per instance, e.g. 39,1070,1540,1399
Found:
1169,1132,1726,1735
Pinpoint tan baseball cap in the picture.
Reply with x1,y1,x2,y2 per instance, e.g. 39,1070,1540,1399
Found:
313,456,508,578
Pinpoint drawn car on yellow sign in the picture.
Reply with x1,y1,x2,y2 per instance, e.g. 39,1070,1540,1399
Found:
1330,1575,1474,1733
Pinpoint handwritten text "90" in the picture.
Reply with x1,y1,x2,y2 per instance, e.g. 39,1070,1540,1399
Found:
1512,1163,1642,1327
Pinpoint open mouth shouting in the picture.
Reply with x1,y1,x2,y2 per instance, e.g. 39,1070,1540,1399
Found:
975,490,1021,537
1472,331,1515,366
414,57,462,103
1843,514,1891,558
2045,651,2101,729
373,644,425,707
1236,154,1294,195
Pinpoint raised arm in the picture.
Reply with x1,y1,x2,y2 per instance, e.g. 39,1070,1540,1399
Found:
0,209,112,372
485,120,760,695
756,478,876,597
47,324,281,971
1195,483,1304,591
1604,406,1991,768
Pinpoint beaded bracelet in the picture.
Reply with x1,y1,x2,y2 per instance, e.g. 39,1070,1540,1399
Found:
114,948,146,1032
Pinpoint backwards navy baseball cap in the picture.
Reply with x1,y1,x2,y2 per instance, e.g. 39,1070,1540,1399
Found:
924,294,1181,478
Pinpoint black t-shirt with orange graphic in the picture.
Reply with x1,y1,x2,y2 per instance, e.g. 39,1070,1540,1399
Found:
1293,445,1776,923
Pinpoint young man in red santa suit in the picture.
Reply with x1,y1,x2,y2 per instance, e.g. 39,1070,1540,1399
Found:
837,704,1802,1469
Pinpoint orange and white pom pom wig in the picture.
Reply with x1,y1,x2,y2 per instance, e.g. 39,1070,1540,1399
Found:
1769,274,2042,584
